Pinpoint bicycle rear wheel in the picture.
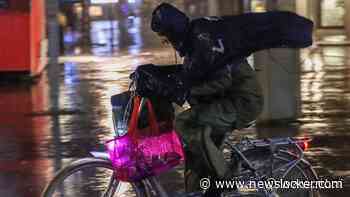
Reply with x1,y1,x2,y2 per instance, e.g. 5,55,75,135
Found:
42,158,146,197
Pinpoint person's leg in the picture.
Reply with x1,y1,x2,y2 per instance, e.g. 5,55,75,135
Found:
175,101,237,192
176,109,213,192
211,128,227,148
195,101,237,179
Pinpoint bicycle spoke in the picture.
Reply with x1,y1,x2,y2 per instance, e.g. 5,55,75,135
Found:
103,172,118,197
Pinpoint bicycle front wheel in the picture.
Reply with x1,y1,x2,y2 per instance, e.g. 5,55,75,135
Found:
42,158,146,197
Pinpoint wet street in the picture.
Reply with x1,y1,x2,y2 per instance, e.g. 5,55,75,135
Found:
1,16,350,196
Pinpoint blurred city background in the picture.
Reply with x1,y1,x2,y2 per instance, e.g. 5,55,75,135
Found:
0,0,350,196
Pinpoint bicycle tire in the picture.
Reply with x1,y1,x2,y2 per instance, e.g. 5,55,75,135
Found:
235,148,320,197
41,158,148,197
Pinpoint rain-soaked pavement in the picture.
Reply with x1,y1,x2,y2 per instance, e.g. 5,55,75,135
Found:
1,15,350,196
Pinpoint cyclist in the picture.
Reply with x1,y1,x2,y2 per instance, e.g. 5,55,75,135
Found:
150,3,263,196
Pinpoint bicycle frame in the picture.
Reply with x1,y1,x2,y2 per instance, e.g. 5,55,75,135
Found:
227,137,318,196
231,137,317,176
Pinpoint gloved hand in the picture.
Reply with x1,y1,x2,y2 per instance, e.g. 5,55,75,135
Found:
129,64,154,80
130,64,190,106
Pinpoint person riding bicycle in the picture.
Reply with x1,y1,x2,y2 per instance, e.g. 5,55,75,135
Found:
150,3,264,195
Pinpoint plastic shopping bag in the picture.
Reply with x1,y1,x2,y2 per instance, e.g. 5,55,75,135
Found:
106,96,184,182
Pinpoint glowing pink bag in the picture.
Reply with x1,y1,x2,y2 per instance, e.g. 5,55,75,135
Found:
105,96,184,182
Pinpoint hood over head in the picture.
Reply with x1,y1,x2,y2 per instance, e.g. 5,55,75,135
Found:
151,3,190,56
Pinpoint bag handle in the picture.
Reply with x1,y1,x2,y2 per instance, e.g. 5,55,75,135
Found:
145,98,159,135
128,96,160,141
128,96,140,141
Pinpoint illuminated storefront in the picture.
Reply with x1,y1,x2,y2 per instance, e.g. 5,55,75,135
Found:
244,0,347,30
250,0,266,12
244,0,296,13
319,0,345,28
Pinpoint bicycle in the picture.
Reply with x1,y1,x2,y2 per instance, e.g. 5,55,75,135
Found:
42,122,319,197
42,82,320,197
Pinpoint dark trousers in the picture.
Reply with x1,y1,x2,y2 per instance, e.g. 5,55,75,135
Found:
175,102,236,192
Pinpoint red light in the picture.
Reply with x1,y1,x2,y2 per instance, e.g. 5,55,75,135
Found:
297,141,309,151
303,141,309,150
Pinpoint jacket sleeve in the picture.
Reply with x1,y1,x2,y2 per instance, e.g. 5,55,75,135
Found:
185,29,232,95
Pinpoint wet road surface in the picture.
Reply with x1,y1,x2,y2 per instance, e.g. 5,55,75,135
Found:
299,45,350,196
1,16,350,196
0,47,178,196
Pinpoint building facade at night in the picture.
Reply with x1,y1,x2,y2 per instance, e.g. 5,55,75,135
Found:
0,0,46,76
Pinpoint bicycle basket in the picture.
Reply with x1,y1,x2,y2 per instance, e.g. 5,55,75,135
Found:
111,91,132,137
106,96,184,182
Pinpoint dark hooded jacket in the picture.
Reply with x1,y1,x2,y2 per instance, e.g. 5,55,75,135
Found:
150,3,264,128
150,3,312,128
151,3,313,82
